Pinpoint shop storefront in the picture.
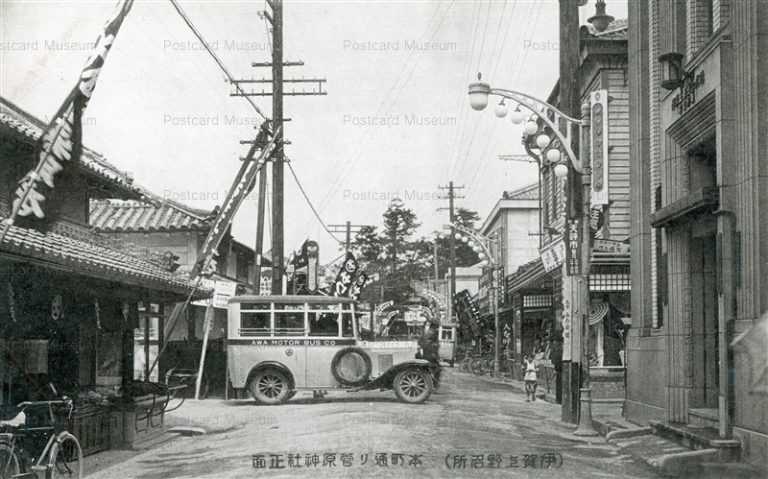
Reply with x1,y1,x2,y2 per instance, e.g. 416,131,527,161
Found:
0,96,209,455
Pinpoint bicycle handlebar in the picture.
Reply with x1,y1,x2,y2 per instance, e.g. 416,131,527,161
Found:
16,399,70,408
16,397,74,422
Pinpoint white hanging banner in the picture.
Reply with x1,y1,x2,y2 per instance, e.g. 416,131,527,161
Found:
590,89,610,206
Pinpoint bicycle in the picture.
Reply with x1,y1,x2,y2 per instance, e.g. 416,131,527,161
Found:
0,396,83,479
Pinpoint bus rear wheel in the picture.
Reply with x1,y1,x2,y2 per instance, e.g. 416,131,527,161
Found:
248,369,291,405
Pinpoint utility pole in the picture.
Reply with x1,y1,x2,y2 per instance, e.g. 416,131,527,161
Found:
252,166,268,292
559,0,584,425
233,0,326,295
269,0,284,295
328,222,370,252
438,181,465,324
433,240,439,281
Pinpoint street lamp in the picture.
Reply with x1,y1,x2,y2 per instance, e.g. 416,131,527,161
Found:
467,74,598,436
444,222,503,378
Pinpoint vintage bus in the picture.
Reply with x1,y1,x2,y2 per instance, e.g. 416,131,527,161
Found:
227,295,437,405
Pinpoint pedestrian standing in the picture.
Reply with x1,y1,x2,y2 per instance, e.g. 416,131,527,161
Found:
522,354,538,402
418,320,441,390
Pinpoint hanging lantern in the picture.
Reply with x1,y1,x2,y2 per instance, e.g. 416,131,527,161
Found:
658,52,684,91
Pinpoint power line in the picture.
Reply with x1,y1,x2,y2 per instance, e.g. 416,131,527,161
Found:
168,0,268,120
317,1,456,212
286,159,343,245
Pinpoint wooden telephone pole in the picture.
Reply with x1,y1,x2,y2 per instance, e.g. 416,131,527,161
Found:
328,221,370,252
438,181,465,323
559,0,583,425
232,0,326,294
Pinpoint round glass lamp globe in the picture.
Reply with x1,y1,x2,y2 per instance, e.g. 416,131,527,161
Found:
554,163,569,179
468,81,490,111
510,108,526,124
546,148,561,163
494,102,508,118
524,120,539,136
536,134,550,149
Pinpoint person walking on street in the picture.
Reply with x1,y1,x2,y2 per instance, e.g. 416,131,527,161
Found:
418,320,441,390
523,354,538,402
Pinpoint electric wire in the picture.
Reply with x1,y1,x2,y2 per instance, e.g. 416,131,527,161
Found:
317,2,455,212
446,0,483,178
168,0,268,120
467,2,544,192
286,159,343,245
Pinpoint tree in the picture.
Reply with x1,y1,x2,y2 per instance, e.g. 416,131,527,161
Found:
343,201,482,305
350,225,383,268
381,198,420,274
433,207,482,279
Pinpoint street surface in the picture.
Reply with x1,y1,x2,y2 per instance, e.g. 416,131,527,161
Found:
87,369,661,478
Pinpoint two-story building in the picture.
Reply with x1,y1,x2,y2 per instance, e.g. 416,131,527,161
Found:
503,9,631,412
0,96,208,454
477,183,541,363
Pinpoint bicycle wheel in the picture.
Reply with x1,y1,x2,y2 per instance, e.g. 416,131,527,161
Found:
470,358,484,375
49,432,82,478
0,442,21,479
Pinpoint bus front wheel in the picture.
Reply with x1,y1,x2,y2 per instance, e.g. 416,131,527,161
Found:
248,368,291,405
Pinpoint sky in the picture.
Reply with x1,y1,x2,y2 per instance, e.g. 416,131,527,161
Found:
0,0,627,266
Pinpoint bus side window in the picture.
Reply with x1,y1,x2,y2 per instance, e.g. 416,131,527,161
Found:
274,311,305,336
241,312,270,336
309,312,339,336
341,313,354,337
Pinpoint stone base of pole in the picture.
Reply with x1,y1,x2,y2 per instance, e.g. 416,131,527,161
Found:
573,387,599,436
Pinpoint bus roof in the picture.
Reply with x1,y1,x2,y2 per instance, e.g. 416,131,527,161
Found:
228,295,356,304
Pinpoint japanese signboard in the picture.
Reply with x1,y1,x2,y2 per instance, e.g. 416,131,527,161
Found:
540,239,566,273
590,89,609,206
593,239,631,255
566,219,581,276
193,278,237,309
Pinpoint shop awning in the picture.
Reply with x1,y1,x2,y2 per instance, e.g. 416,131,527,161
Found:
590,301,610,325
505,258,549,297
650,187,719,228
1,219,210,300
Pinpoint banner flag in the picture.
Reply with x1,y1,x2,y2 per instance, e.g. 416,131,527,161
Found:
332,253,358,297
191,125,280,278
5,0,135,226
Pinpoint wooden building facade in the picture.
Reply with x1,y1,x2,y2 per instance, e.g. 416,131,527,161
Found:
0,96,209,454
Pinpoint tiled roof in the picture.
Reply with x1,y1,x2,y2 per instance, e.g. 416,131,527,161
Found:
503,182,539,201
0,218,209,298
90,199,212,232
0,96,142,197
